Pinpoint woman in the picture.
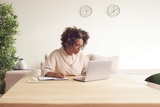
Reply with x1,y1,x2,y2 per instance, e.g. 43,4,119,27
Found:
42,26,90,78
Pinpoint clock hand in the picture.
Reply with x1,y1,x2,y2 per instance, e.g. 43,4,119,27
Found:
86,9,91,12
86,6,87,12
113,6,115,12
111,8,119,13
86,8,91,16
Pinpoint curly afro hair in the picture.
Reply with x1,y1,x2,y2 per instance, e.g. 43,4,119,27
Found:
61,26,90,49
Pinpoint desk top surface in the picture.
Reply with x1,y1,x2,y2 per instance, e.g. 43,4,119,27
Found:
1,76,160,107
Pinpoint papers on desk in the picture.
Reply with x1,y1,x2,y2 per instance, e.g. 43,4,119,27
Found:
26,77,44,83
38,77,68,81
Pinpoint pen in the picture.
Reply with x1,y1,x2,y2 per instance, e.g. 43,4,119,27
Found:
56,66,65,78
56,66,62,73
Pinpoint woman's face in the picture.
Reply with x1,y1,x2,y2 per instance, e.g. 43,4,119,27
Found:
70,39,84,54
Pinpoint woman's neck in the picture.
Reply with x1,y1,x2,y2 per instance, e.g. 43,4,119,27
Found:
65,48,73,56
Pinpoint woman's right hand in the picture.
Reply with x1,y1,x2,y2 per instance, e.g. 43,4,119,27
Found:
54,72,65,78
45,72,65,78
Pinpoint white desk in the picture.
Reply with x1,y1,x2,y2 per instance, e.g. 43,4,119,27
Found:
0,76,160,107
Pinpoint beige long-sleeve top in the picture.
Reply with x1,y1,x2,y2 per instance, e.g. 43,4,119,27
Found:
42,47,89,76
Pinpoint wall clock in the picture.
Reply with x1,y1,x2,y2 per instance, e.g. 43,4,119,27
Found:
107,5,120,17
80,5,93,18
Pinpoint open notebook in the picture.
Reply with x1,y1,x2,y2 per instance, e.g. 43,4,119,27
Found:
73,60,112,82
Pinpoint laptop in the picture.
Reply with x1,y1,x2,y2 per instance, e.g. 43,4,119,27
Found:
73,60,112,82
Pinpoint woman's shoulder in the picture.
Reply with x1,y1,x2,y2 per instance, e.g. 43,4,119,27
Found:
77,51,86,57
49,48,61,56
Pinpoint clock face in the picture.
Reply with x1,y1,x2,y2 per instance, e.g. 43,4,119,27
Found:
107,5,120,17
80,5,92,18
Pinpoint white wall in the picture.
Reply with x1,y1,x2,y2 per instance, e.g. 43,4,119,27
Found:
1,0,160,70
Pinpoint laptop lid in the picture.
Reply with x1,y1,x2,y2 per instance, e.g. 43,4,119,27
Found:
74,60,112,82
